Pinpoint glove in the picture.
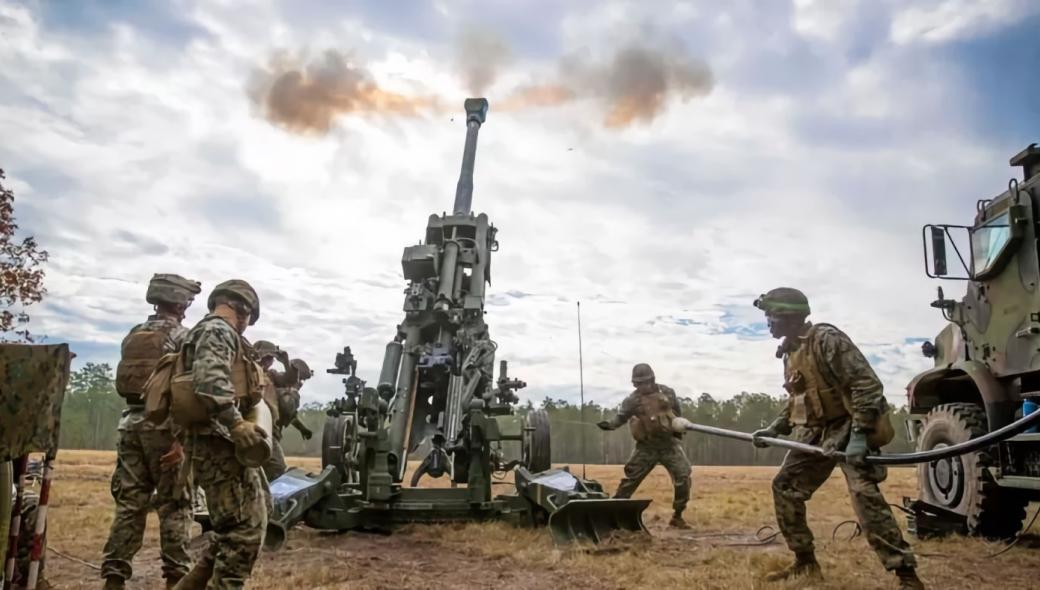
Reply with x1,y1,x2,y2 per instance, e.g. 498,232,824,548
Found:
596,420,614,431
300,427,313,440
845,429,870,466
159,440,184,471
750,425,778,448
230,420,267,451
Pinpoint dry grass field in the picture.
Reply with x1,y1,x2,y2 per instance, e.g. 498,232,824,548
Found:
33,450,1040,589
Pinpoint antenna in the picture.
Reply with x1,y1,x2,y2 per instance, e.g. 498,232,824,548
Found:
577,300,586,480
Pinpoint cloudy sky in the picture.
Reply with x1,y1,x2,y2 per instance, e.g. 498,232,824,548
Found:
2,0,1038,411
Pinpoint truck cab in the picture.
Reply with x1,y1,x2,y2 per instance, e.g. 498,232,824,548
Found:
908,144,1040,538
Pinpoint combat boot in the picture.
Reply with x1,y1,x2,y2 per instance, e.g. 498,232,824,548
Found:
895,567,925,590
668,511,690,529
102,575,125,590
171,560,213,590
764,551,822,582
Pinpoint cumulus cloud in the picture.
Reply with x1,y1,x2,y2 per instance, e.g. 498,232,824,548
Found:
889,0,1040,45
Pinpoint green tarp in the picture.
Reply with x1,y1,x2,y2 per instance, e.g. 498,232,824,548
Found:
0,343,72,461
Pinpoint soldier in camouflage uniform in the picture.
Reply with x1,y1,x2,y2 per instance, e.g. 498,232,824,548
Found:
597,363,692,528
102,274,201,590
751,288,925,589
252,344,313,481
173,280,268,590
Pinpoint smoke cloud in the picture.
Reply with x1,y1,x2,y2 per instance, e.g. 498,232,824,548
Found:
455,28,512,94
502,45,714,128
249,50,438,134
249,40,713,134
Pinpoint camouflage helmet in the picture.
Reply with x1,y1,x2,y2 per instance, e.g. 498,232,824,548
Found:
291,358,312,380
753,287,811,317
631,363,655,384
207,279,260,325
146,274,201,307
253,340,280,359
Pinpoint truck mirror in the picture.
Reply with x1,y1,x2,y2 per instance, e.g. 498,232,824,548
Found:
922,224,970,280
931,227,948,276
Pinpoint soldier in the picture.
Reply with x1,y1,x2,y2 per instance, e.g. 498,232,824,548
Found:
102,274,200,590
251,343,314,480
172,280,268,590
282,358,315,442
263,352,315,481
597,363,692,528
751,288,924,589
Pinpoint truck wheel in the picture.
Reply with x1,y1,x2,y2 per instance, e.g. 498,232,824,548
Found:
522,410,551,473
916,403,1027,538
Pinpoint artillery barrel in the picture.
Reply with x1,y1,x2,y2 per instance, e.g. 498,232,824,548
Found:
452,98,489,215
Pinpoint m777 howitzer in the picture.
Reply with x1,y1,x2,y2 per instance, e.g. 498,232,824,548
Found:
264,99,649,549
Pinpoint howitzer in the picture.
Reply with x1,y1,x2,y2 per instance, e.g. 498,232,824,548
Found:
260,99,648,547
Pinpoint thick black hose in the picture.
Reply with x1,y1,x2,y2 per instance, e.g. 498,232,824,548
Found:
677,409,1040,465
865,408,1040,465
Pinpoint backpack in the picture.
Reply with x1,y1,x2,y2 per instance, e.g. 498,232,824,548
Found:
143,352,179,424
116,327,169,401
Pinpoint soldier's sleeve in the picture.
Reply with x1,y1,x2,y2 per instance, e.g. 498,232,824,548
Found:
164,324,189,354
191,322,243,428
609,393,638,428
662,386,681,415
817,327,885,431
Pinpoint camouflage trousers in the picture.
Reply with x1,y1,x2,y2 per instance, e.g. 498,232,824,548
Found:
262,432,287,482
772,449,917,570
101,428,192,583
186,434,267,590
614,441,692,513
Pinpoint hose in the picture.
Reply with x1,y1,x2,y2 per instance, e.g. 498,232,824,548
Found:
676,409,1040,465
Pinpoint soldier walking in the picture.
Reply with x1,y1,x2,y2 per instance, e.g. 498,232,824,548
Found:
172,280,268,590
102,274,200,590
597,363,692,528
751,288,924,589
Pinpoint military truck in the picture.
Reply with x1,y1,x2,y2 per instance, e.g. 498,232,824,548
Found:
910,143,1040,538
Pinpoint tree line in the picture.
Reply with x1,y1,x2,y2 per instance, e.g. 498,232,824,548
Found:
59,363,913,465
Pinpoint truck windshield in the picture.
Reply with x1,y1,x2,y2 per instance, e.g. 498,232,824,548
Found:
971,211,1011,276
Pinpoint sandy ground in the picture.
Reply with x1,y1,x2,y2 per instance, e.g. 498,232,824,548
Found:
30,450,1040,589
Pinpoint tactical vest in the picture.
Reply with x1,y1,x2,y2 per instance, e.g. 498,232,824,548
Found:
169,324,265,427
784,329,849,427
116,323,173,403
628,388,677,443
783,325,895,447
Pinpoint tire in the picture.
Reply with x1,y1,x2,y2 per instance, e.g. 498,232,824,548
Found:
322,414,358,483
916,402,1028,538
522,410,552,473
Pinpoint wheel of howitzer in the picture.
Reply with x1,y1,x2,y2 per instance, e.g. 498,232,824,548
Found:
522,410,552,473
322,414,359,483
916,403,1028,539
